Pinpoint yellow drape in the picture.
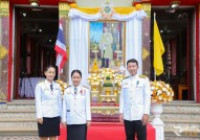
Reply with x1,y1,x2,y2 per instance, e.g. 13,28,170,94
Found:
69,3,143,15
153,20,165,76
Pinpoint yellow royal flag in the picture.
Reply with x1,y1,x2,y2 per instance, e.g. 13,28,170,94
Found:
153,20,165,76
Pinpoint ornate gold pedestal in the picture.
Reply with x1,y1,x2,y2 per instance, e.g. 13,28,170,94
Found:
88,68,125,121
100,95,117,103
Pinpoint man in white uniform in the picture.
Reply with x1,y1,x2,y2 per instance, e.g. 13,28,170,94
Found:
119,59,151,140
99,26,113,68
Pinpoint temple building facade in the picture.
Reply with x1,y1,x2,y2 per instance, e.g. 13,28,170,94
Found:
0,0,199,102
0,0,200,138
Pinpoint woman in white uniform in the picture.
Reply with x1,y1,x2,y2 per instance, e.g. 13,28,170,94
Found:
62,70,91,140
35,66,62,140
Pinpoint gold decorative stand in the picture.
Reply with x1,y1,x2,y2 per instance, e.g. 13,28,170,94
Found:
88,68,125,121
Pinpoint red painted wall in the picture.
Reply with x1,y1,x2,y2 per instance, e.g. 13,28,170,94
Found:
196,4,200,103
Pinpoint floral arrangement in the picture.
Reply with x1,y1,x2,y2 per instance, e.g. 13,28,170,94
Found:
151,81,174,103
88,68,125,91
100,68,115,80
56,80,68,95
88,73,102,85
88,73,102,91
113,74,125,87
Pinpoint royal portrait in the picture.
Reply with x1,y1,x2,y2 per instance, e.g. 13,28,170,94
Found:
89,21,125,71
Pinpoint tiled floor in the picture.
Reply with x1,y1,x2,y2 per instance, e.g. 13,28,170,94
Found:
165,138,200,140
0,137,200,140
0,137,39,140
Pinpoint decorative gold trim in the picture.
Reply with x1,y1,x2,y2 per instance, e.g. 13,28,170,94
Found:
91,106,119,115
0,1,9,17
0,88,6,103
0,45,8,60
88,22,90,71
59,2,70,19
123,22,126,66
142,3,151,18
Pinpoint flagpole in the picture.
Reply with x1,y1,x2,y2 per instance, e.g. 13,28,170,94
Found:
55,18,67,80
58,19,62,80
154,12,157,81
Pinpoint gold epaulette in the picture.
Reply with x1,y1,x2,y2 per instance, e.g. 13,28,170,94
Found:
139,75,147,79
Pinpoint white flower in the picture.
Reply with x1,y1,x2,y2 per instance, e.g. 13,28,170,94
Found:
163,88,167,91
157,90,162,94
166,84,170,88
157,83,161,86
166,92,170,96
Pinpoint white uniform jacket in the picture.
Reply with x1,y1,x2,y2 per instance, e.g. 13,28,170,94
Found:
35,80,62,119
62,86,91,125
119,75,151,121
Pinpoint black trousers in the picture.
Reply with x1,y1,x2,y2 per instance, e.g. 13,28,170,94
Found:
67,124,87,140
124,120,146,140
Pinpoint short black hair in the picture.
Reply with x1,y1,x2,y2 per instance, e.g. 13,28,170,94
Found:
71,69,82,78
127,58,138,66
44,65,56,72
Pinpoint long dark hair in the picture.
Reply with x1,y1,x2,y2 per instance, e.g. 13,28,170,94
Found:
71,69,82,78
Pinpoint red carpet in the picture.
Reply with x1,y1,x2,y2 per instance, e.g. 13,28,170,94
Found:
58,122,155,140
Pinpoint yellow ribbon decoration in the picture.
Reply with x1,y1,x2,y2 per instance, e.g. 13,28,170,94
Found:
114,7,136,15
69,3,143,15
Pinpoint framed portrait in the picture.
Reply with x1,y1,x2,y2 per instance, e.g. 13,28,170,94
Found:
89,21,126,71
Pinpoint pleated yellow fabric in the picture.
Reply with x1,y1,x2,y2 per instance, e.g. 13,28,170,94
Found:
153,20,165,76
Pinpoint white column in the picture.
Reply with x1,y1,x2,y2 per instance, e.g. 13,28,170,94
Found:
69,18,89,86
126,18,143,75
151,103,165,140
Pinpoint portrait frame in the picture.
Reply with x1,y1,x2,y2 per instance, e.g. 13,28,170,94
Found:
88,20,126,71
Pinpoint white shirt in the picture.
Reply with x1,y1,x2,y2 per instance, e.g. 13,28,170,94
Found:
62,85,91,125
35,80,62,119
119,75,151,121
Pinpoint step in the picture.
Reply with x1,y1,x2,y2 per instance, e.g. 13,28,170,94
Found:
1,100,199,135
163,101,199,106
0,119,36,122
0,122,37,130
163,106,200,114
164,122,200,133
159,114,200,123
165,132,200,139
7,100,35,105
0,112,36,118
6,105,35,110
0,110,35,113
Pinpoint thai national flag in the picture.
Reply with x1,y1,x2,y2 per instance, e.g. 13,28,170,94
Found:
55,21,67,74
